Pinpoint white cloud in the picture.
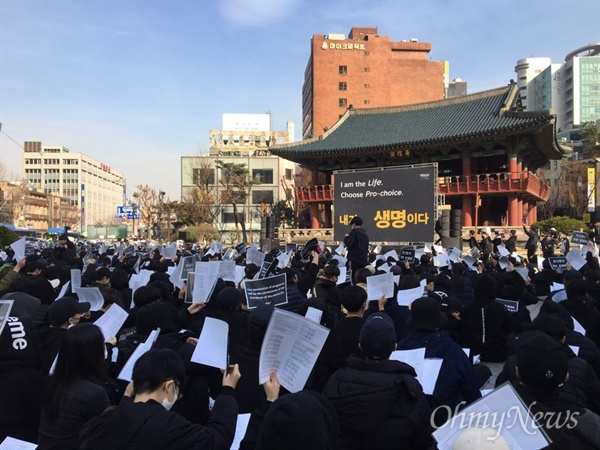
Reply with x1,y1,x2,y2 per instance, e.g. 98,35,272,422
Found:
218,0,299,26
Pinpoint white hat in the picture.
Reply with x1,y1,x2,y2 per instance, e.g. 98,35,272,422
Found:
452,427,510,450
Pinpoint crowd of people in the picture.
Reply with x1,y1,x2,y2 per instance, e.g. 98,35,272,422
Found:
1,220,600,449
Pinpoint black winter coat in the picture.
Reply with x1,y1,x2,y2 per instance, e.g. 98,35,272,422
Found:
323,355,435,450
79,389,238,450
344,227,369,270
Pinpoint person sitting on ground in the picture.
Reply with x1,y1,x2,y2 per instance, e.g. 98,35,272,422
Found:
332,286,368,362
513,332,600,449
79,348,241,450
38,324,113,450
38,297,91,374
323,312,435,449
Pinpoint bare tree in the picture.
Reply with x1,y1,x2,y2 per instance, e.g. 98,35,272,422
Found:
184,158,223,225
133,185,167,239
215,160,260,243
560,160,600,219
537,169,565,220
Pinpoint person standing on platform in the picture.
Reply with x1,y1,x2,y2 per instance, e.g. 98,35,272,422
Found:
344,216,369,274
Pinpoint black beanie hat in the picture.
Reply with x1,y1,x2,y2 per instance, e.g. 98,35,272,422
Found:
359,313,397,359
474,274,497,300
248,303,274,344
516,332,568,390
255,391,338,450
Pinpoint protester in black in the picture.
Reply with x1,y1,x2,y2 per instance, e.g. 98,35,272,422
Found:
324,312,435,449
343,216,369,273
79,348,240,450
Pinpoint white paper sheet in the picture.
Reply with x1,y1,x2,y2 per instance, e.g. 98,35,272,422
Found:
497,243,510,257
434,254,449,268
74,287,105,311
396,285,425,307
56,281,70,300
336,267,348,285
192,262,220,303
390,349,442,395
565,249,587,271
550,282,564,292
432,382,550,450
93,303,128,341
573,317,586,334
366,272,395,301
246,247,266,266
9,237,25,261
277,250,293,269
230,414,251,450
234,265,246,286
433,245,445,254
117,328,160,382
383,249,399,261
305,306,323,324
334,244,346,256
0,436,38,450
568,345,580,356
447,247,462,263
259,308,330,393
216,260,236,282
191,317,229,369
70,269,82,290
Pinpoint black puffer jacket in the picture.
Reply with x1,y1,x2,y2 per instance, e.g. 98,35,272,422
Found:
343,227,369,270
497,339,600,414
323,355,435,450
314,277,342,310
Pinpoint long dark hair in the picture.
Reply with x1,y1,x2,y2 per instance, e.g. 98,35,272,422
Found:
43,323,107,418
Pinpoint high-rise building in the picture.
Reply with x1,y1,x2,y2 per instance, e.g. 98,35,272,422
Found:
181,114,297,242
22,142,125,232
515,44,600,131
302,27,446,140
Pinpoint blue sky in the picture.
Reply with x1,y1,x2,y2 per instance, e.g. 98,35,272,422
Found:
1,0,599,201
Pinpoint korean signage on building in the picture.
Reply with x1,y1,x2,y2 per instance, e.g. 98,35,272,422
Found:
333,165,436,243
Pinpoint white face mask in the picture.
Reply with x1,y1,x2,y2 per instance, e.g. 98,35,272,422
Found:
162,384,178,411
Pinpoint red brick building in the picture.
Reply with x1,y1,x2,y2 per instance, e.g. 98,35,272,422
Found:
302,27,445,140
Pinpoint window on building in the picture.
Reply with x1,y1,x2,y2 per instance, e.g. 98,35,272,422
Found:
339,65,347,75
192,167,215,186
339,98,347,107
252,190,274,204
252,169,273,184
285,168,293,180
339,82,347,91
222,211,245,223
221,190,246,204
364,51,370,56
364,67,370,72
364,83,370,88
364,100,370,104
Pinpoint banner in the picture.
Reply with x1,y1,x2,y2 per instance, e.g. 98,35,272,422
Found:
334,165,435,242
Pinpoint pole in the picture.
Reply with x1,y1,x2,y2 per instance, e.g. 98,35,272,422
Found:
474,192,480,235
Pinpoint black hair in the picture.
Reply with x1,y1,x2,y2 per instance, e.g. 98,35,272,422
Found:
400,274,419,290
341,286,367,313
110,268,130,290
531,313,567,342
132,348,186,396
566,279,588,303
323,265,340,278
450,262,466,288
133,285,162,308
43,324,106,419
354,268,372,284
100,287,124,309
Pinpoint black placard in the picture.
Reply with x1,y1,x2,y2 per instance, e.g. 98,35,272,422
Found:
547,257,568,271
399,248,415,263
244,273,288,309
496,298,519,313
334,165,436,242
571,231,589,245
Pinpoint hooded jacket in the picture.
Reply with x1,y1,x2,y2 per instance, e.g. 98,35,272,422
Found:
322,355,435,450
463,274,513,362
0,316,44,444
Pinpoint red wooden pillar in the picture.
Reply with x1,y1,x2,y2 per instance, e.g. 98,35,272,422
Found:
462,155,473,226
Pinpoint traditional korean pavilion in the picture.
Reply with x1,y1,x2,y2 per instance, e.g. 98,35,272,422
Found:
271,83,567,229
